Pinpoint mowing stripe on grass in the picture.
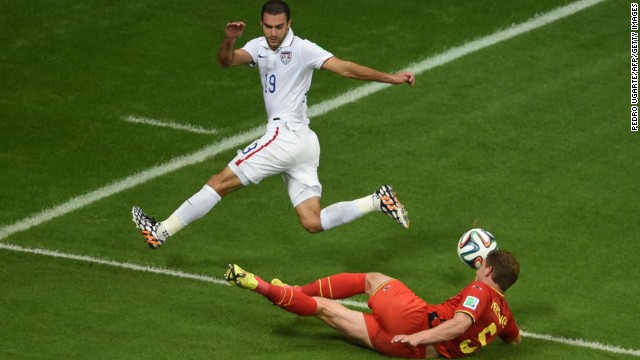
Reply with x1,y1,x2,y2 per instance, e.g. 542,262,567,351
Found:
1,0,620,354
0,0,606,242
124,115,219,135
308,0,607,117
0,243,228,285
0,126,264,241
1,241,638,357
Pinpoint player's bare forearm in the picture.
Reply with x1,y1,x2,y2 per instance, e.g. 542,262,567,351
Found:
218,21,246,67
217,38,237,67
391,313,471,346
391,325,460,346
322,57,415,86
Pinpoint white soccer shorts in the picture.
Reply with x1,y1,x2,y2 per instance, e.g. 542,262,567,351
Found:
228,125,322,207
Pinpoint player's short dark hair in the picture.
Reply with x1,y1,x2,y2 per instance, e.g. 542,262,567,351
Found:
486,250,520,292
262,0,290,21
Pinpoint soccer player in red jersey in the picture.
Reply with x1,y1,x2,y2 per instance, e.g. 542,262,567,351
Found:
225,250,521,359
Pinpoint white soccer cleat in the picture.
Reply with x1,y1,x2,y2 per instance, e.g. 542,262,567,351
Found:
375,185,410,229
131,206,167,249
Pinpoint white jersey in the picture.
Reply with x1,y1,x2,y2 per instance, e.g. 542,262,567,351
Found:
242,29,333,129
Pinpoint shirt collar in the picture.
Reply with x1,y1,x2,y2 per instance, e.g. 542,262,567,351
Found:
260,28,295,51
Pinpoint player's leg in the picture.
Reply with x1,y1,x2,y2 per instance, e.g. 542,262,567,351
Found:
291,274,414,351
225,264,318,316
292,196,323,233
288,177,388,233
164,166,244,232
283,128,371,233
313,297,373,349
364,276,433,358
133,128,285,248
155,166,243,239
290,181,410,232
225,264,373,349
272,272,392,303
132,167,241,248
295,273,367,299
284,127,409,231
207,165,246,196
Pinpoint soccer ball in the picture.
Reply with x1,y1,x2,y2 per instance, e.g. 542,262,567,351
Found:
457,228,498,269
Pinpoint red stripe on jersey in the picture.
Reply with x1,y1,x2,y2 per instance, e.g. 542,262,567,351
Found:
235,127,280,166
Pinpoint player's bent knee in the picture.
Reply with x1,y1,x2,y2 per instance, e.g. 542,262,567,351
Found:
294,197,323,233
300,218,323,233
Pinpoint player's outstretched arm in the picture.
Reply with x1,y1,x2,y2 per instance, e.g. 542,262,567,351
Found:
321,57,415,86
218,22,253,67
391,312,472,346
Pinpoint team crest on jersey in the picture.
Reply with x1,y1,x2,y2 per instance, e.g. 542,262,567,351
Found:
280,51,292,65
463,296,480,310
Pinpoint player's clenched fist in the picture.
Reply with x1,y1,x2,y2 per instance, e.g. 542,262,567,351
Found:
225,22,246,39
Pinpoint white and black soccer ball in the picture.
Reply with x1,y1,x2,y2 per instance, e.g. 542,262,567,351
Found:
457,228,498,269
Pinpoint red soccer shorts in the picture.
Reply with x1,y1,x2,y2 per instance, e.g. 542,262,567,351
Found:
363,279,429,359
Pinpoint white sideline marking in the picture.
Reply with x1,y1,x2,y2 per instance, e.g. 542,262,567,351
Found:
0,0,607,241
0,126,263,241
1,0,626,355
124,115,219,135
520,331,640,357
1,242,638,357
308,0,606,118
0,242,228,285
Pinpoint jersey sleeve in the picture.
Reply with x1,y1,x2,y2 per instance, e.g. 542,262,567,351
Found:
454,283,492,323
299,39,333,69
241,37,262,65
499,315,520,342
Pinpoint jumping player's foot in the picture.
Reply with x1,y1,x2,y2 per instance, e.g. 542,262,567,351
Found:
375,185,410,229
225,264,258,290
131,206,166,249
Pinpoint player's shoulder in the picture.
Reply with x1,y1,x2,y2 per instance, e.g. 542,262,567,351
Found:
242,36,265,50
292,35,328,51
465,281,490,292
460,281,494,300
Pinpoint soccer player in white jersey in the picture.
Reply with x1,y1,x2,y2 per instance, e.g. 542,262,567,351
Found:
132,0,415,249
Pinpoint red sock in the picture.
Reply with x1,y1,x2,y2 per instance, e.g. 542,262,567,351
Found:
254,276,317,316
299,273,366,299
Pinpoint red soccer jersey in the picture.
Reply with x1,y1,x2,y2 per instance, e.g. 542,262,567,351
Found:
432,281,519,358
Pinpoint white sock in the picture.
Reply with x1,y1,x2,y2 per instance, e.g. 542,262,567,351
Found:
157,185,222,239
156,214,184,241
320,194,379,231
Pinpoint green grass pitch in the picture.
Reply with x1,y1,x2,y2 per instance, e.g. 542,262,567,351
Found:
1,0,638,359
